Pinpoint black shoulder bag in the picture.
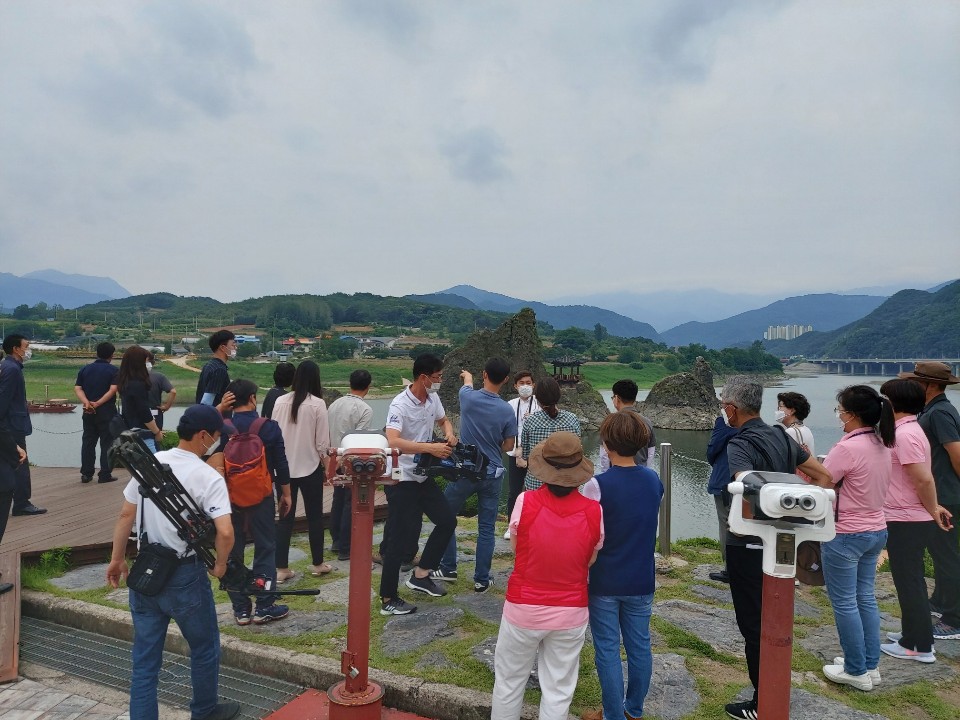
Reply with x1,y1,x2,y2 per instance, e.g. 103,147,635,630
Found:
126,498,181,596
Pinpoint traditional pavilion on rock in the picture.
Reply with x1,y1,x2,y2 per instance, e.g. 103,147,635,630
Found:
551,356,583,385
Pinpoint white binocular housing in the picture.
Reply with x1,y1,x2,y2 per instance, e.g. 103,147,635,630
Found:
334,431,403,482
727,471,836,578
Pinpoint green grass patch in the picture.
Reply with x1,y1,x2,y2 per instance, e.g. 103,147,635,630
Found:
577,362,671,389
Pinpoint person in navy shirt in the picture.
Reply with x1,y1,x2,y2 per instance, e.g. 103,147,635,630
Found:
74,342,119,483
0,334,44,516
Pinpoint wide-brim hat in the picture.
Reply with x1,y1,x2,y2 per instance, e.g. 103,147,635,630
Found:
898,361,960,385
527,431,594,488
796,541,825,587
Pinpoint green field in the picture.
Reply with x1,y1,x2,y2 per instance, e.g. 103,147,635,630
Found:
21,353,678,407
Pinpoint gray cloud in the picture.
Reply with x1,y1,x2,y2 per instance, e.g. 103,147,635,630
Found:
440,127,511,184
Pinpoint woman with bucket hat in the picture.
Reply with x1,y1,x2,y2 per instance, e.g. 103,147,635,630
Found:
491,431,602,720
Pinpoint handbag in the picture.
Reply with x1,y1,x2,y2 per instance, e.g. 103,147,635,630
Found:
126,499,181,596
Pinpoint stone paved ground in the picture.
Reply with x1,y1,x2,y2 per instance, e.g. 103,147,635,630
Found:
36,523,960,719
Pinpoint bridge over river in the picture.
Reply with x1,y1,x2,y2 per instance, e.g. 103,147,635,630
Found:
807,357,960,376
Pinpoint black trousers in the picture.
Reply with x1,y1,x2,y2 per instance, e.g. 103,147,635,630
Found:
379,483,421,563
81,411,115,480
505,456,528,520
378,478,456,601
727,544,763,702
228,494,279,611
329,486,352,553
887,520,936,652
11,434,31,510
929,502,960,627
275,467,325,567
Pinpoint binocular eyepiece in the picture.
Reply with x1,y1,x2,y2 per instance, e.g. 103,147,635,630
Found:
351,458,380,474
779,494,817,512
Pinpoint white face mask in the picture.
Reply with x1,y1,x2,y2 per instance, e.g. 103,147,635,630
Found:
145,362,153,371
427,382,441,394
202,433,219,456
774,409,786,423
228,349,237,359
721,405,733,427
517,384,534,398
22,349,32,361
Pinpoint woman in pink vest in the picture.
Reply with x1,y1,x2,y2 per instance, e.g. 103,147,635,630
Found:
492,432,603,720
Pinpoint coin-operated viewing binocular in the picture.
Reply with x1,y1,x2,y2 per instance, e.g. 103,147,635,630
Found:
728,471,836,578
327,431,402,485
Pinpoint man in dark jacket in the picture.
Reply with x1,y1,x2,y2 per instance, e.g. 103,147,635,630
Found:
0,334,45,516
706,415,738,583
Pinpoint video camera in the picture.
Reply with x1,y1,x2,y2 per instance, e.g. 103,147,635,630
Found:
728,471,836,579
413,441,489,483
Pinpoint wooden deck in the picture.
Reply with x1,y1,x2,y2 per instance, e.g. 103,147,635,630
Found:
3,466,388,564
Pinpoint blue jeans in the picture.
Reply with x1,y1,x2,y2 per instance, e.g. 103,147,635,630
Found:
129,561,220,720
439,467,500,584
588,593,654,720
821,529,888,676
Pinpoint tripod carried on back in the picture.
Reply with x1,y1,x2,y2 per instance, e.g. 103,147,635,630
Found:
110,430,320,597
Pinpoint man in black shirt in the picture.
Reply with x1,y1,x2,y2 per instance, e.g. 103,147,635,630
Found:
195,330,236,414
74,342,119,483
720,376,831,720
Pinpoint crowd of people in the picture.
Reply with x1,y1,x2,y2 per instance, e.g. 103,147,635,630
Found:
710,363,960,719
2,328,959,720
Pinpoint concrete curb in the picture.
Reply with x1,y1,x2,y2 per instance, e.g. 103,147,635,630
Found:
22,591,525,720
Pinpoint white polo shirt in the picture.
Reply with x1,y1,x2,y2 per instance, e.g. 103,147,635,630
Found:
123,447,231,556
386,387,445,482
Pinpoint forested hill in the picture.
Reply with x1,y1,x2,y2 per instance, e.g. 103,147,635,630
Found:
75,291,543,336
418,286,661,340
764,280,960,358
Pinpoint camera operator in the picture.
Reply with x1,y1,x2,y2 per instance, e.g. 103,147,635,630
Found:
379,354,458,615
431,358,517,593
719,377,831,720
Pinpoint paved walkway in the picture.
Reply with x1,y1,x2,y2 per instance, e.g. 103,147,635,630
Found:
0,665,140,720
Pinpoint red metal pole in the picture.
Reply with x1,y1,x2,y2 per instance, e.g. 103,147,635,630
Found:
328,475,384,720
757,574,795,719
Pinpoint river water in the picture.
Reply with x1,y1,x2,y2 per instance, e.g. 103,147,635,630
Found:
25,375,960,543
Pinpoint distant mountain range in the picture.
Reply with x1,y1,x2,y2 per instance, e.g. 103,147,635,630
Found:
411,286,661,340
765,280,960,358
659,294,889,349
0,270,130,311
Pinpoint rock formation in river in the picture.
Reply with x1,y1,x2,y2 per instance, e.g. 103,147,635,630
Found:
438,308,609,429
638,357,718,430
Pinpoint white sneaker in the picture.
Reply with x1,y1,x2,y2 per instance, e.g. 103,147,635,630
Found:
832,657,881,685
503,528,511,540
823,664,874,691
881,642,936,663
885,632,936,652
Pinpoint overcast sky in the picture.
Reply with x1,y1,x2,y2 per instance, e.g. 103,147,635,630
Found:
1,1,958,304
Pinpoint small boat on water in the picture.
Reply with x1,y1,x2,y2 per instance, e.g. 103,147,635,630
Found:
28,385,77,413
28,400,77,413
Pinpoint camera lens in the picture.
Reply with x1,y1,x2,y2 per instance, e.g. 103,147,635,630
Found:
798,495,816,511
780,495,797,510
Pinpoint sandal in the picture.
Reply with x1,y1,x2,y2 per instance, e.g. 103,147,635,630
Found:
310,563,333,576
276,570,298,584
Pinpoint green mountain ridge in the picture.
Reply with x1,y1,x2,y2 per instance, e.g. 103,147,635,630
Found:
765,280,960,358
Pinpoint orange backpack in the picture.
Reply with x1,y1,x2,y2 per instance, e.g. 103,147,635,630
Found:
222,417,273,507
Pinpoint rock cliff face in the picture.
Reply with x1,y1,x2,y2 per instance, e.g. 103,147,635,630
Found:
638,359,718,430
438,308,609,430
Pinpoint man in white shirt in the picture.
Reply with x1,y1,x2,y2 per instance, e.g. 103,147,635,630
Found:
327,369,374,561
504,371,540,531
379,354,458,615
106,405,238,720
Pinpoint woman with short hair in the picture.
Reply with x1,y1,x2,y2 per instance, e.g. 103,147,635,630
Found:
878,378,951,664
777,391,816,458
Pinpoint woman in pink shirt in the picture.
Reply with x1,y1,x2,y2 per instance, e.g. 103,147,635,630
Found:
879,379,952,664
272,361,331,581
818,384,895,691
